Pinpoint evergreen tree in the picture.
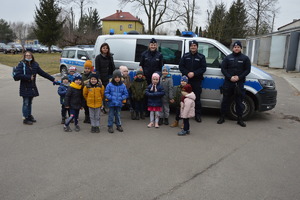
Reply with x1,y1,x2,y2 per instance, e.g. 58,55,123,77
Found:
207,3,227,42
199,26,203,37
34,0,64,51
0,19,15,43
223,0,248,46
176,29,181,36
195,26,199,36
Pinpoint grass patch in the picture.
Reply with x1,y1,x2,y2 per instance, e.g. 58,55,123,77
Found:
0,53,61,75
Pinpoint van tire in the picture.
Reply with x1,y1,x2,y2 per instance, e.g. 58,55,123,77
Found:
228,95,255,121
60,66,68,77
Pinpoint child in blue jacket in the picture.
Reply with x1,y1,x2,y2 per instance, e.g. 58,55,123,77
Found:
105,70,128,133
57,76,70,124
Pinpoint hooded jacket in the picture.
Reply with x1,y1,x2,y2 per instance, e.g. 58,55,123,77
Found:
64,82,83,110
58,82,69,105
145,83,165,107
130,76,147,101
180,92,196,118
83,81,105,108
104,80,128,107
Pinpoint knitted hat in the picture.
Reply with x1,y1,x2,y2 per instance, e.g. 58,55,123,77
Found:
119,66,129,74
233,41,242,49
181,75,188,83
69,66,76,72
149,38,157,44
136,68,144,76
89,73,99,80
61,76,69,81
189,40,198,47
113,70,122,78
162,65,170,73
84,60,93,69
73,73,82,81
152,72,160,80
182,84,193,93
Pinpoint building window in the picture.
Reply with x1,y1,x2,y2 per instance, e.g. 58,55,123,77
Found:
120,25,123,31
128,24,133,29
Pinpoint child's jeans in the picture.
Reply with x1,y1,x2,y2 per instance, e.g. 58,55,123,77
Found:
108,106,121,127
65,109,80,126
89,107,101,127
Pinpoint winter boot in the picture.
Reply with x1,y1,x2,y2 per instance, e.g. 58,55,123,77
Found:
95,127,100,133
177,130,188,136
170,120,179,128
158,118,163,125
108,126,114,133
130,111,136,120
91,126,95,133
75,125,80,132
164,118,169,125
237,116,246,127
23,118,33,125
140,112,145,119
116,125,124,132
64,125,72,132
28,115,37,122
217,115,225,124
135,112,140,120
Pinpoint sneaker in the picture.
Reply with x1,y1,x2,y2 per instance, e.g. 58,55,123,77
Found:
116,126,123,132
147,122,154,128
108,126,114,133
91,126,95,133
64,125,72,132
75,125,80,132
95,127,100,133
177,130,187,136
23,118,33,125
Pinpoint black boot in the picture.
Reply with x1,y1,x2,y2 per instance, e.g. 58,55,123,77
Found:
23,118,33,125
28,115,37,122
140,112,145,119
237,116,246,127
135,112,140,120
131,111,136,120
195,115,202,122
217,115,225,124
164,118,169,125
158,118,163,125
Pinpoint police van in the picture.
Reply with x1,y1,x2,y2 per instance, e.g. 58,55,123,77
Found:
93,32,277,120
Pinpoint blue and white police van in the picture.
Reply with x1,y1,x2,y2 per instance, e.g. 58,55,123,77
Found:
59,47,94,76
93,32,277,120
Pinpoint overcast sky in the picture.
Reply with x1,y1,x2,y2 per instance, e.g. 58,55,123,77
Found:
1,0,299,32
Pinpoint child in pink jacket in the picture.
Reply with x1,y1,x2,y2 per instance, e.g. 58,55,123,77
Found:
178,84,195,136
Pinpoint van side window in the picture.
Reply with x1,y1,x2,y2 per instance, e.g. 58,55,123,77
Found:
159,41,182,64
68,50,76,59
198,43,225,68
135,39,149,62
77,50,87,59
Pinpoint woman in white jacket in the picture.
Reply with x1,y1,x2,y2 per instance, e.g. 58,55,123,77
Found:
178,84,195,136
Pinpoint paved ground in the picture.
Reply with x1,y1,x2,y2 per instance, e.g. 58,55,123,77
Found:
0,63,299,200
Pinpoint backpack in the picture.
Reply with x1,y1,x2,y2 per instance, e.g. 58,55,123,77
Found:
12,62,26,81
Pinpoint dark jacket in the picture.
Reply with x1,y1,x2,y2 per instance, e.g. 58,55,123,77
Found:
130,76,147,101
145,84,165,107
95,54,115,86
64,82,84,110
221,52,251,83
15,60,55,97
57,83,69,105
179,52,207,81
139,50,163,84
104,80,128,108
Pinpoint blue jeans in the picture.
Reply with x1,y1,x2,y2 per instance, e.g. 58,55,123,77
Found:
65,109,80,126
108,106,121,127
22,97,33,118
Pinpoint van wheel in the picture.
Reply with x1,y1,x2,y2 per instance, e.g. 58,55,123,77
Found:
60,66,68,77
228,95,255,121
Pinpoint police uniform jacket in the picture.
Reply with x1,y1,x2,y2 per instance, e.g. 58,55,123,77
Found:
221,52,251,83
179,52,207,81
139,50,163,83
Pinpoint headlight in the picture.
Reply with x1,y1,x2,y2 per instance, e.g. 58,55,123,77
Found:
258,79,276,89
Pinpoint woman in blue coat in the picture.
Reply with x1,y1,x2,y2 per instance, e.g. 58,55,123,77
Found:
15,51,56,125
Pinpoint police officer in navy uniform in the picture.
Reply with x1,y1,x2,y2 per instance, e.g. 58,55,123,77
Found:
139,38,163,85
179,40,207,122
217,41,251,127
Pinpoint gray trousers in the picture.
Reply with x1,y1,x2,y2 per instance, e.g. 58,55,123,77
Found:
160,101,170,118
89,107,101,127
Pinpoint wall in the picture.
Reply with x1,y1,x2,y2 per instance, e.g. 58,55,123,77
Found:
102,21,143,35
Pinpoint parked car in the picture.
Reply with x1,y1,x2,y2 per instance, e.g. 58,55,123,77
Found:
59,47,93,76
0,43,5,52
51,45,62,53
40,45,49,53
93,32,277,120
24,44,34,52
2,44,17,54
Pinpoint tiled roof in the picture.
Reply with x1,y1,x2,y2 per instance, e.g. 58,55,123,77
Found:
102,10,141,22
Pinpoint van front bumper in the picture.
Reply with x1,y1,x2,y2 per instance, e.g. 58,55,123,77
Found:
256,89,277,112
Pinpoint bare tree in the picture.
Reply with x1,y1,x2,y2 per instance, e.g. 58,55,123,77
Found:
119,0,182,34
246,0,279,35
10,22,28,51
58,0,95,20
181,0,200,31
